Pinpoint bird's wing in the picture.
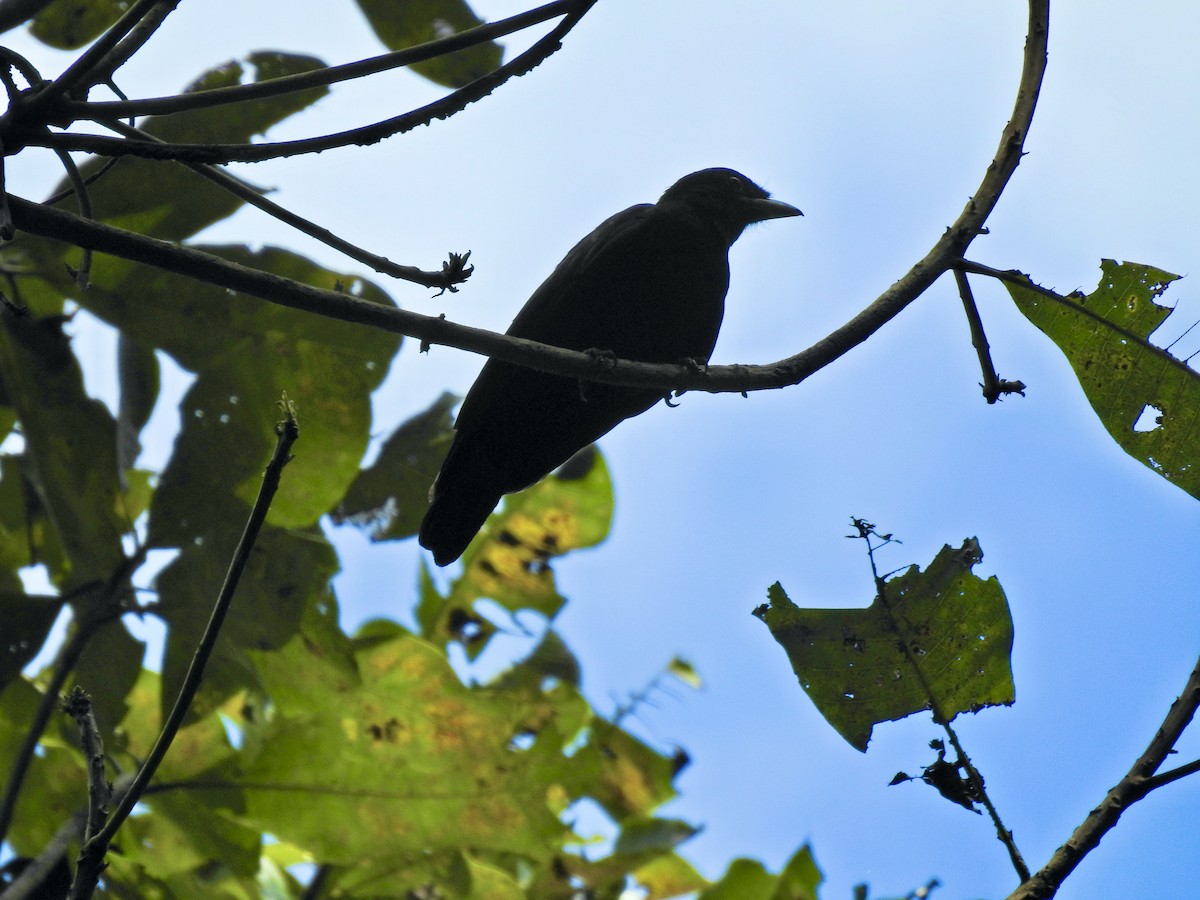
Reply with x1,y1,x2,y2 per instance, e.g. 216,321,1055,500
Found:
504,203,658,346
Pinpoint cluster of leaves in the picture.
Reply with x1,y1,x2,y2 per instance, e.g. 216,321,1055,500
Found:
0,3,826,897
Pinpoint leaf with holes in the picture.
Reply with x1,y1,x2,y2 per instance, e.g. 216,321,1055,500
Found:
1006,259,1200,497
756,539,1014,752
416,447,613,655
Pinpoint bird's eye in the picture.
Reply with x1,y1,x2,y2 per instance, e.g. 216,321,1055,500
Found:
728,175,744,192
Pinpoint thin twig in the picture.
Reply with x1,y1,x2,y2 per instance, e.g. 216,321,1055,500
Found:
97,117,473,290
0,602,113,848
1,772,135,900
855,522,1028,880
61,687,110,844
42,156,121,206
28,0,599,165
30,0,167,105
954,267,1025,403
960,258,1194,377
71,402,300,895
77,0,180,88
1009,652,1200,899
50,147,92,286
938,719,1029,881
0,44,43,89
64,0,580,121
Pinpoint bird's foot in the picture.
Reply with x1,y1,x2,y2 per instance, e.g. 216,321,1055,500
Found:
679,356,709,375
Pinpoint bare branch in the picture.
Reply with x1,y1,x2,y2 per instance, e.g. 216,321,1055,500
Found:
32,0,176,105
25,0,599,165
7,0,1046,399
62,0,582,121
77,0,180,88
2,773,134,900
97,117,472,290
954,267,1025,403
60,687,109,845
1009,652,1200,899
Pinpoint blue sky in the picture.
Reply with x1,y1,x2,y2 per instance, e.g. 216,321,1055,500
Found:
10,1,1200,897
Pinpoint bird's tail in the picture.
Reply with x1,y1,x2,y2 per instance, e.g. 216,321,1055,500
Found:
418,454,504,567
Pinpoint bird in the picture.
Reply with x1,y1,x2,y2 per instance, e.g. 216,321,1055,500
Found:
418,168,801,566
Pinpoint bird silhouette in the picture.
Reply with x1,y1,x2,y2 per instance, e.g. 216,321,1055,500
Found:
419,168,801,565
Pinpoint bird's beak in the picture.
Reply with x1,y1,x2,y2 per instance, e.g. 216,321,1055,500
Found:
746,197,803,222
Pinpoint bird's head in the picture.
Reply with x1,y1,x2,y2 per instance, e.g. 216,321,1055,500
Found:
657,168,802,244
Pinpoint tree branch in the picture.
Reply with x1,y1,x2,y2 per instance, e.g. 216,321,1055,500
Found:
60,687,109,845
7,0,1046,401
29,0,173,105
954,267,1025,402
60,0,582,121
93,116,472,290
22,0,599,165
1,773,134,900
1008,652,1200,899
73,0,180,89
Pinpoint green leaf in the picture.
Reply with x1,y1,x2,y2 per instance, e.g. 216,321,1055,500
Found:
69,618,145,744
29,0,126,48
156,526,339,723
106,246,402,544
0,454,67,579
0,313,126,589
235,632,573,869
613,817,700,856
117,334,160,472
355,0,503,87
700,845,823,900
756,539,1014,752
416,447,613,654
772,844,825,900
120,790,263,882
488,628,582,692
562,717,678,822
114,669,239,784
667,656,702,690
1006,259,1200,497
632,852,710,900
0,592,63,691
8,52,329,281
333,391,458,541
700,859,776,900
0,679,87,857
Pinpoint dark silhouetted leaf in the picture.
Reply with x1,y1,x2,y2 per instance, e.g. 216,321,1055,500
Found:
0,314,126,590
333,391,457,541
0,592,62,691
